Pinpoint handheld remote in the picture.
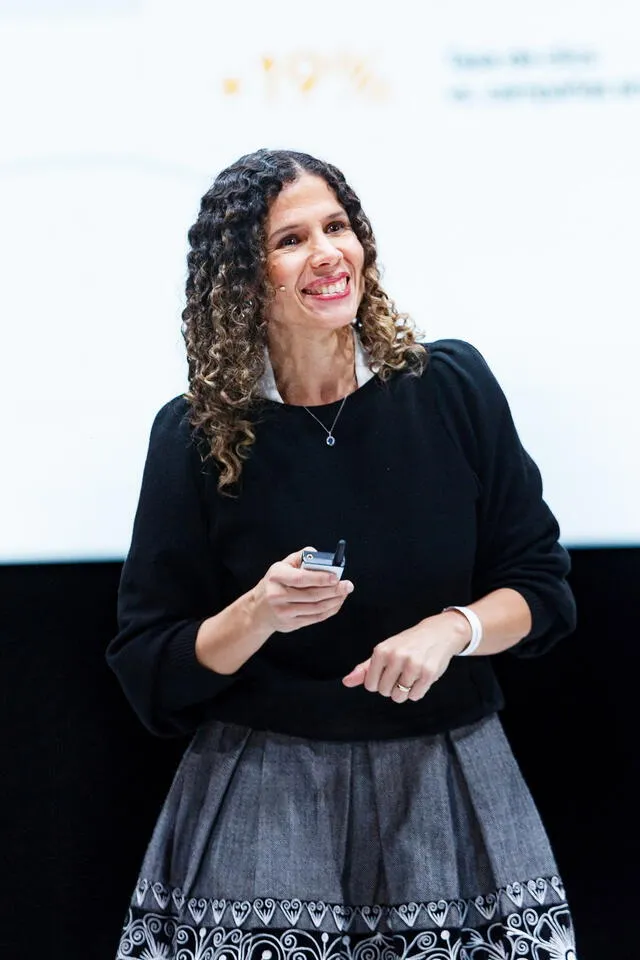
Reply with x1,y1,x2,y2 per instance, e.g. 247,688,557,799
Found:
301,539,346,580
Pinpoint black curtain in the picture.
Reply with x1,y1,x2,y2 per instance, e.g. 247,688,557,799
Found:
1,548,637,958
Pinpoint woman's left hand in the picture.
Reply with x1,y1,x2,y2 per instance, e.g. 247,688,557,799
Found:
342,613,469,703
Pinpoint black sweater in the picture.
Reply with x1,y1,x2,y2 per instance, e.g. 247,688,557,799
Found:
107,340,576,739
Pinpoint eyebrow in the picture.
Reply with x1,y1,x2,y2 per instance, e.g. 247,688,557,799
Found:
268,209,347,244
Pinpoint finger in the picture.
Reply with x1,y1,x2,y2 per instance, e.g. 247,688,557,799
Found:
390,685,409,704
279,580,353,603
391,672,433,704
379,665,403,698
390,681,413,704
363,649,386,693
275,565,339,588
378,666,419,699
342,659,370,687
289,595,349,618
407,676,432,702
288,598,349,627
282,547,317,569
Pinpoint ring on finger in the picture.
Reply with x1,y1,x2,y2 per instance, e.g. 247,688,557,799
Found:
395,680,415,693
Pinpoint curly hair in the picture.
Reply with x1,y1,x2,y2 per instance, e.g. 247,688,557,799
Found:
182,148,427,491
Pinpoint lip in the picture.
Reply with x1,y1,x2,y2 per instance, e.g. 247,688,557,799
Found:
301,271,350,294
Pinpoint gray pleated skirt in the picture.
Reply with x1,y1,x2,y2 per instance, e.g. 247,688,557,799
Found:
116,714,577,959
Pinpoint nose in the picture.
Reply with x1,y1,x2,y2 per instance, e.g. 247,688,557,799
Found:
308,231,343,268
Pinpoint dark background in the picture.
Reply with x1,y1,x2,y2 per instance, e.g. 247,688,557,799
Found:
1,547,637,958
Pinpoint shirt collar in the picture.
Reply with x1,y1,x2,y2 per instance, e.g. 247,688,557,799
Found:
258,326,375,403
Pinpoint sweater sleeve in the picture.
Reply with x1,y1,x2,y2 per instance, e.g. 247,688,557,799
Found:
429,339,577,657
106,397,241,736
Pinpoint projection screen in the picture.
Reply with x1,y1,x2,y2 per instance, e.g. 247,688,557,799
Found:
1,0,638,561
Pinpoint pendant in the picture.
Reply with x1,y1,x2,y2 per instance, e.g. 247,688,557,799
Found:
326,435,336,446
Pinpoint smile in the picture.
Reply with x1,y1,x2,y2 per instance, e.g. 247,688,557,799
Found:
301,275,350,299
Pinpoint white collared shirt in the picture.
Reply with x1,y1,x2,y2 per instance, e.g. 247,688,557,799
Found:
258,327,375,403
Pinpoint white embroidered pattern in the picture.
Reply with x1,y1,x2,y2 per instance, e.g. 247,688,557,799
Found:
117,876,577,958
130,875,568,934
117,905,577,959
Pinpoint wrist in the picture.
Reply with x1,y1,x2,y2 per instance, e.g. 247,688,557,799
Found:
442,605,483,656
244,585,275,644
195,589,273,674
439,609,473,655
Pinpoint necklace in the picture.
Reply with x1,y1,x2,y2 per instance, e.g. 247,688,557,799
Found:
303,394,348,446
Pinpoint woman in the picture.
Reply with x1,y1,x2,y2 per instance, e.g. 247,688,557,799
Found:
107,148,578,959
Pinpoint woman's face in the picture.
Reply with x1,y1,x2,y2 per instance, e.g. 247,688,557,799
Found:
264,174,365,336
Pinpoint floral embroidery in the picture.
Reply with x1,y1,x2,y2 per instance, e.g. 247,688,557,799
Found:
118,876,577,958
117,904,577,959
130,876,567,934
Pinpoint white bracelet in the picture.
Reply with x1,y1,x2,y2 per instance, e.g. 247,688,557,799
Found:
442,605,483,656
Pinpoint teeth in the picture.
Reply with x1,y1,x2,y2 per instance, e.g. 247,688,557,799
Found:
306,278,348,296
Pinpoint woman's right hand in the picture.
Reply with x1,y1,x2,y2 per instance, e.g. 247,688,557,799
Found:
251,547,354,635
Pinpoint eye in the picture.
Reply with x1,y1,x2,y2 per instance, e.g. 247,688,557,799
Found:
277,234,299,248
326,220,348,233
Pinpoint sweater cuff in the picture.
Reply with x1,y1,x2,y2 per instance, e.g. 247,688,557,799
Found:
158,619,240,712
505,586,554,658
514,587,549,638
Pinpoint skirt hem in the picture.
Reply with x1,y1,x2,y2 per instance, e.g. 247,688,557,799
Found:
131,872,568,933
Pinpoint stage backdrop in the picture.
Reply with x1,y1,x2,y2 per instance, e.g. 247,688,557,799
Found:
2,549,638,959
1,0,639,561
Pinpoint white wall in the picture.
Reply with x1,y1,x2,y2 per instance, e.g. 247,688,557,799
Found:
1,0,639,560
